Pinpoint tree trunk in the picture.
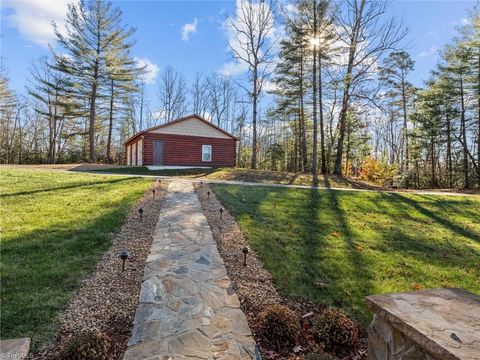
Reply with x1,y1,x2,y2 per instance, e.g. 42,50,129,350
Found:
251,66,258,169
106,79,114,164
459,77,469,188
89,60,99,163
319,54,327,174
446,111,453,188
299,50,308,172
333,0,365,175
477,51,480,187
311,0,318,175
431,136,436,188
294,113,299,172
345,118,351,175
401,81,409,170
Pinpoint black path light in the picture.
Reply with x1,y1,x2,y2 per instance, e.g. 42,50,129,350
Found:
242,246,250,266
139,207,144,222
207,191,210,199
120,250,129,272
200,181,203,187
219,208,224,219
152,188,156,198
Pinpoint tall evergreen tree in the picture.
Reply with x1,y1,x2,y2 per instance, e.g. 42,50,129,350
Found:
52,0,137,162
379,51,415,171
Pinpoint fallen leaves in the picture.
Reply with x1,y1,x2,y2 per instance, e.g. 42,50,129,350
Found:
412,283,423,291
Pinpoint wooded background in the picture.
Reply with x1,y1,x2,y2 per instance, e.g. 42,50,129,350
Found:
1,0,479,189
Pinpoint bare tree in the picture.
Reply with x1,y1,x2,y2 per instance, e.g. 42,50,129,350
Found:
0,71,18,164
158,66,187,122
207,74,236,128
226,0,277,169
137,79,146,130
332,0,407,175
190,73,211,118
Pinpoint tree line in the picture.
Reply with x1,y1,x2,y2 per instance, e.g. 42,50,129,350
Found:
0,0,478,189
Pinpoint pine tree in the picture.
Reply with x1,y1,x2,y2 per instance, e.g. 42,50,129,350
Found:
28,57,81,164
379,51,415,171
52,0,137,163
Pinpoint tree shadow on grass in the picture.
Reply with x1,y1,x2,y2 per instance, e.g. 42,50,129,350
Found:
388,193,480,244
265,184,374,320
1,177,137,198
325,189,374,313
0,201,136,350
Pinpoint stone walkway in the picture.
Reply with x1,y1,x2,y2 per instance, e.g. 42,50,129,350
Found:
124,181,257,360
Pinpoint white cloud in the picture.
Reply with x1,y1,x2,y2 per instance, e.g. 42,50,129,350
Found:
418,46,438,58
262,80,278,93
2,0,74,47
218,61,250,76
181,18,198,41
284,3,299,15
134,57,159,84
202,112,213,121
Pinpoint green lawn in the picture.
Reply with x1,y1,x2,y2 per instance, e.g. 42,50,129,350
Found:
92,166,381,189
211,184,480,324
0,169,151,349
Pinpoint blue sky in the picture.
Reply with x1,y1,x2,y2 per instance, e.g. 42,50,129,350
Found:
0,0,476,109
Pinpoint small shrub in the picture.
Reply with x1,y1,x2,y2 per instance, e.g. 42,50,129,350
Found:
57,331,111,360
359,156,397,186
314,308,358,351
258,304,301,350
304,352,338,360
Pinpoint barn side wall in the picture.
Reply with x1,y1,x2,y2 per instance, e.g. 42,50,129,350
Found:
139,133,236,167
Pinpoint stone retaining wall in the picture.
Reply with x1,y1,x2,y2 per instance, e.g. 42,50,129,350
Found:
365,288,480,360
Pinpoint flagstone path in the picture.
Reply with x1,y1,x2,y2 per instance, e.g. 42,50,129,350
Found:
124,181,257,360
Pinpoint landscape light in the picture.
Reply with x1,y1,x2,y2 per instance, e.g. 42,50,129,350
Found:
207,191,210,199
219,208,224,219
139,207,144,221
152,189,156,198
120,250,129,272
242,246,250,266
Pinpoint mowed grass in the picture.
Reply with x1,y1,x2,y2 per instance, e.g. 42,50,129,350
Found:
211,184,480,324
0,169,151,349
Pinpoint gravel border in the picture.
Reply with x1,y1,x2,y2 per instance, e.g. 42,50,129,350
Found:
195,183,367,360
33,180,168,360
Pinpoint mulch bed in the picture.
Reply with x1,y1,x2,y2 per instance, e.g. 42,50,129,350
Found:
33,180,167,360
195,183,367,360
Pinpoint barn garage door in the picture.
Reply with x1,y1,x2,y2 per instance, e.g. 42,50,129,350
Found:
153,140,164,165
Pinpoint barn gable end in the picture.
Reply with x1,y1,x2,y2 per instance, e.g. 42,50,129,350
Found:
149,116,231,139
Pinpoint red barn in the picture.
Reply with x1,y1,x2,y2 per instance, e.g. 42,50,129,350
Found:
124,114,237,167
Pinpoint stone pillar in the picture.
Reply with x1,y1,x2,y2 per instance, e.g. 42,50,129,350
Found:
365,288,480,360
367,314,430,360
